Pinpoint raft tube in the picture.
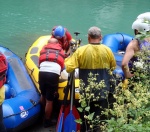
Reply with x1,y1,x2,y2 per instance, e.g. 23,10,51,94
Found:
102,33,133,80
0,46,41,132
102,33,133,52
103,33,133,66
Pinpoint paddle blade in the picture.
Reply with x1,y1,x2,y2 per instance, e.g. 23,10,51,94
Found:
56,106,64,132
72,106,81,131
63,110,77,132
63,105,81,131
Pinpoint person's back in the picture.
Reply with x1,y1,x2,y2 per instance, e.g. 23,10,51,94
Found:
73,44,115,90
39,38,65,71
65,26,116,90
65,26,116,132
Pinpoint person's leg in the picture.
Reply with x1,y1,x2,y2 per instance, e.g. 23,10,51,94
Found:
0,104,7,132
43,100,54,128
39,72,47,120
39,95,46,120
40,95,46,107
45,100,53,120
44,72,59,127
89,100,109,132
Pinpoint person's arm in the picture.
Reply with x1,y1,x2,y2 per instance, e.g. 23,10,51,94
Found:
65,30,72,41
65,47,71,56
64,30,72,55
64,49,79,73
122,40,139,78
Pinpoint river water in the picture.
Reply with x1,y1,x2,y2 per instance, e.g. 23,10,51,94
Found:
0,0,150,59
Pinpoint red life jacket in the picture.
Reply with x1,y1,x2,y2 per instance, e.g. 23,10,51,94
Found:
0,52,7,88
39,43,65,70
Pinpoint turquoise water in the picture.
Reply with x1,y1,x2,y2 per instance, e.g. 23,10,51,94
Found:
0,0,150,59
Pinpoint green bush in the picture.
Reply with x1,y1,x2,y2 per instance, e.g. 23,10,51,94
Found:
76,32,150,132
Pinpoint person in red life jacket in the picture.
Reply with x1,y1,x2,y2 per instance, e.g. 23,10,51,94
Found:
0,52,7,132
39,38,66,128
51,25,72,56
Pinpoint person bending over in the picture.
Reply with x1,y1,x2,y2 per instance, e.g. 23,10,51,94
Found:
39,38,66,127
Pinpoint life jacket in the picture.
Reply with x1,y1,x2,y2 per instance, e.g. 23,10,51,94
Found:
0,52,7,88
39,43,65,70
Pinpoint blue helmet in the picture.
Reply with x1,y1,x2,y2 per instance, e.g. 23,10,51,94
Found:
53,26,65,38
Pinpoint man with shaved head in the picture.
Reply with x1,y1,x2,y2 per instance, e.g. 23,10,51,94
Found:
39,38,66,127
47,38,58,43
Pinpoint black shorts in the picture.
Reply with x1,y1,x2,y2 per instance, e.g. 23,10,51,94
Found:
39,72,59,101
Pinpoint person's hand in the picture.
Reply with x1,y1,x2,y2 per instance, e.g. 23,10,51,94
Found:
69,41,76,53
64,52,70,58
125,71,134,79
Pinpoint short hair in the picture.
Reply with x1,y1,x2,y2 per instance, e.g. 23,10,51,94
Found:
88,26,101,39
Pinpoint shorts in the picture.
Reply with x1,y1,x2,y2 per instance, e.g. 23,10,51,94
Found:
39,72,59,101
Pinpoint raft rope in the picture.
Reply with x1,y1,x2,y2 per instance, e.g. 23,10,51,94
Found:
116,33,125,45
3,99,40,119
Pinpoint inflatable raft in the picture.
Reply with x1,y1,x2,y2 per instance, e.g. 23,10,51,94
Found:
0,46,41,131
102,33,133,79
102,33,133,66
25,35,80,101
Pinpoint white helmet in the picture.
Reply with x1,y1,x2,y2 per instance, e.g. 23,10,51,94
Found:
137,12,150,21
132,18,150,32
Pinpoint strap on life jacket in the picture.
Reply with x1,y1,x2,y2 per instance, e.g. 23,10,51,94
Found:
54,50,59,62
39,45,65,69
40,49,65,59
45,49,60,62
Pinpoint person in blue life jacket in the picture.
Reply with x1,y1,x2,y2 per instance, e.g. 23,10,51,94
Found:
65,26,116,132
122,12,150,79
38,38,66,128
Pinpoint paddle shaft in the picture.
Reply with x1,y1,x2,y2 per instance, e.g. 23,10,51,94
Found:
56,72,73,132
60,72,74,115
69,70,75,111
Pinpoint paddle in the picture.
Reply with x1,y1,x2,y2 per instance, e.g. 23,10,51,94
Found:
57,31,81,132
63,32,81,132
56,73,73,132
63,85,81,132
63,71,77,132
